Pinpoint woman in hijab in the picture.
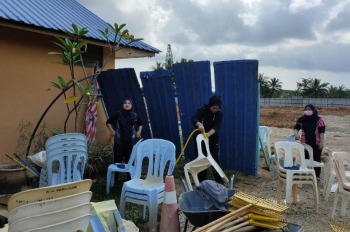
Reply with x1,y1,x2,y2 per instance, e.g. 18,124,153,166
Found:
294,104,325,178
106,99,143,177
192,95,223,183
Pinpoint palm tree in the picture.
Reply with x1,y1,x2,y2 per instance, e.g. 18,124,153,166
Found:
267,77,283,97
327,85,347,98
296,78,328,98
151,62,164,71
258,73,269,97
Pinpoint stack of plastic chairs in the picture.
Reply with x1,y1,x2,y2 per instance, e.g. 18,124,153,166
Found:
183,134,229,191
331,152,350,218
39,133,88,187
119,139,176,232
274,141,319,212
106,139,143,194
8,180,93,232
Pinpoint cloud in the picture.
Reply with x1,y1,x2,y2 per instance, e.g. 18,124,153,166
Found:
77,0,350,89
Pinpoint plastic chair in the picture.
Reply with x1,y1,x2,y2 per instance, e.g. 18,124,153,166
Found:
259,126,272,159
119,139,176,232
274,141,319,212
302,143,325,170
9,191,92,224
40,133,88,187
23,214,91,232
331,152,350,217
184,134,229,191
284,134,296,142
7,179,92,211
45,133,87,150
106,139,143,194
9,203,92,232
323,148,350,201
45,149,87,186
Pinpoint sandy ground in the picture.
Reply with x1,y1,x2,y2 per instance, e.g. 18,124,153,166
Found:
179,107,350,232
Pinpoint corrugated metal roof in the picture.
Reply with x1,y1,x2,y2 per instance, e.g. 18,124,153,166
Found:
0,0,160,53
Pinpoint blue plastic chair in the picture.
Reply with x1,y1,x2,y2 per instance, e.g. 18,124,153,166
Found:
45,133,87,149
106,139,143,194
119,139,176,232
40,133,88,187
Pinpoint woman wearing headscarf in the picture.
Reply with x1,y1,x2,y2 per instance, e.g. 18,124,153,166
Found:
192,95,223,183
293,104,325,178
106,99,143,169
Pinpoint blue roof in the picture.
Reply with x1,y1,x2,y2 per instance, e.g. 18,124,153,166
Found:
0,0,160,53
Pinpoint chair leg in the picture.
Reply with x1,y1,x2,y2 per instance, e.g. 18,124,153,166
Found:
313,182,319,213
324,173,336,201
340,194,349,216
148,200,158,232
106,169,112,194
277,179,283,203
331,190,340,218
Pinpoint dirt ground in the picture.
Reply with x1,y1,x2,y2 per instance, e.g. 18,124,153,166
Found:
179,106,350,232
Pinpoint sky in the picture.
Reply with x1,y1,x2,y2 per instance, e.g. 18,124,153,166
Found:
77,0,350,90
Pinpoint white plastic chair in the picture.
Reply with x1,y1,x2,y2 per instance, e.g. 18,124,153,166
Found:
23,214,91,232
7,179,92,211
284,134,296,142
9,203,92,232
119,139,176,232
302,143,325,170
331,152,350,217
106,139,143,194
184,134,229,191
274,141,319,212
9,191,92,224
324,148,350,201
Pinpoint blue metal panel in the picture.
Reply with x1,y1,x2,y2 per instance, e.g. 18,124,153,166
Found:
140,70,181,155
214,60,259,177
0,0,160,53
173,61,212,160
97,68,151,139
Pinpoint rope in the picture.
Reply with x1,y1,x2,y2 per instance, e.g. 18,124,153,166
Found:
175,129,208,164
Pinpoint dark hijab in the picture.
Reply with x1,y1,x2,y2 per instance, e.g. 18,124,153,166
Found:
300,104,320,145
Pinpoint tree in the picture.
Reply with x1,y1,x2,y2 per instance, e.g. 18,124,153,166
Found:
327,85,348,98
267,77,283,97
151,62,164,70
258,73,270,98
296,78,329,98
164,44,173,70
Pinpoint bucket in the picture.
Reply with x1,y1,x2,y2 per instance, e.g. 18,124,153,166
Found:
0,164,25,194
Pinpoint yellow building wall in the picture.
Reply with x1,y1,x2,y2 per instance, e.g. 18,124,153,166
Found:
0,26,113,163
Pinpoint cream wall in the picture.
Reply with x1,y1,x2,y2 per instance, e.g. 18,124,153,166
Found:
0,26,113,163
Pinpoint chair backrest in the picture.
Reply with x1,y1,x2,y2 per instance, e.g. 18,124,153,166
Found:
283,134,296,142
333,152,350,191
126,139,143,167
9,191,92,224
23,214,91,232
195,133,212,159
7,179,92,211
9,203,92,232
274,141,307,170
133,139,176,180
45,133,87,149
259,126,270,146
46,149,88,185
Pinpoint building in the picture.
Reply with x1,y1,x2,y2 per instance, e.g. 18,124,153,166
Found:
0,0,159,161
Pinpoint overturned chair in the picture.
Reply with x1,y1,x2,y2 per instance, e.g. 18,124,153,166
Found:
184,133,228,191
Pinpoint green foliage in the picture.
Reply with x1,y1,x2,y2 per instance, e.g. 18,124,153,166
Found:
296,78,329,98
84,144,113,179
259,73,283,98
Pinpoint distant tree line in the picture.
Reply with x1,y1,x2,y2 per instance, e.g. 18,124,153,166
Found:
259,74,350,98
